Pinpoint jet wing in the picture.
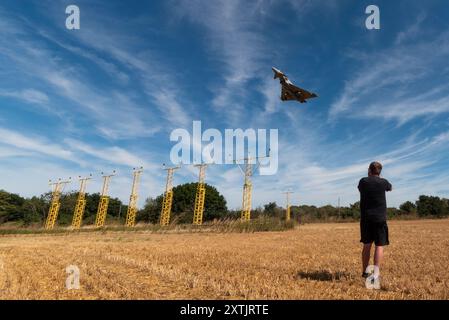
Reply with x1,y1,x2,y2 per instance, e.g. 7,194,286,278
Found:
290,84,318,100
281,86,296,101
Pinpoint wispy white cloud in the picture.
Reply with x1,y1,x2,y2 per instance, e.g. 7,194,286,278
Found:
55,14,194,130
0,127,80,163
148,90,191,128
0,126,159,173
261,78,281,114
395,13,426,45
329,28,449,123
65,138,157,170
0,44,157,141
37,29,131,85
173,0,273,125
0,88,49,105
0,145,33,159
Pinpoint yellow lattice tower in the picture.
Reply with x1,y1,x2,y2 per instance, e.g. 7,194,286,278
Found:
45,178,71,230
160,165,180,226
235,153,270,222
71,175,92,229
282,190,294,221
241,162,253,221
125,167,144,227
193,164,208,225
95,171,116,228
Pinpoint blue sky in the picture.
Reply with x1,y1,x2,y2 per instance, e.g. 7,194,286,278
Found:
1,0,449,209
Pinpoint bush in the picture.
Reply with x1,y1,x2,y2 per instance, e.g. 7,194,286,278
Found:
416,196,449,218
400,201,417,214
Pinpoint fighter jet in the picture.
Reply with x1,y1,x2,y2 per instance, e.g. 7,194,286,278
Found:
272,67,318,103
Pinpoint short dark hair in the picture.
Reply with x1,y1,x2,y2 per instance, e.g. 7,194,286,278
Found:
369,161,382,176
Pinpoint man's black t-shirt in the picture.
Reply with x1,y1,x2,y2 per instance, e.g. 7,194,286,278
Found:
358,176,392,223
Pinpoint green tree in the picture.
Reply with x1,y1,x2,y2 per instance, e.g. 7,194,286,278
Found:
138,183,227,224
262,202,284,219
0,190,26,223
387,207,401,219
137,197,160,223
318,205,339,220
21,196,48,225
416,195,449,218
263,202,277,216
251,206,264,219
350,201,361,220
290,205,302,223
296,205,319,222
399,201,417,214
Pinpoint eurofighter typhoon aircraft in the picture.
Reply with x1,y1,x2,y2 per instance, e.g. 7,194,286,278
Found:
272,67,318,103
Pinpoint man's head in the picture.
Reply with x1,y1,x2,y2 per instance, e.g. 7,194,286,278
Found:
368,161,382,176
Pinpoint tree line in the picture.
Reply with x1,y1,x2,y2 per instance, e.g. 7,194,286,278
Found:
1,185,448,227
289,195,449,223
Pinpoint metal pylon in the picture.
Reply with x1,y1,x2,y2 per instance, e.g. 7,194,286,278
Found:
193,164,208,225
45,178,71,230
160,165,180,226
282,190,294,221
235,153,270,222
95,171,116,228
125,167,143,227
71,175,92,229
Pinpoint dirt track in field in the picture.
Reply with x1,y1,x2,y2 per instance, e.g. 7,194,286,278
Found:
0,219,448,299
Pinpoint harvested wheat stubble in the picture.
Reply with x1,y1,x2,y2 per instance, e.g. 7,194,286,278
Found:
0,219,448,299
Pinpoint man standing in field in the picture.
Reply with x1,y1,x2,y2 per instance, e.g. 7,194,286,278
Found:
358,161,392,288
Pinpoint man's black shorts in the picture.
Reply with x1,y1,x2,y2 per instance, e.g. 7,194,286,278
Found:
360,220,389,246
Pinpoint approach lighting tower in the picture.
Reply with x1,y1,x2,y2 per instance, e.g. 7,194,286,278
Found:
235,152,270,222
160,164,180,226
282,190,294,221
95,171,116,227
193,164,209,225
125,167,144,227
71,175,92,229
45,178,72,230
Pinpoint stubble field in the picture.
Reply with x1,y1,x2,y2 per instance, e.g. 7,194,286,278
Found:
0,219,448,300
